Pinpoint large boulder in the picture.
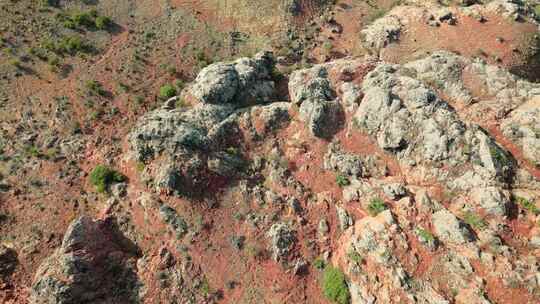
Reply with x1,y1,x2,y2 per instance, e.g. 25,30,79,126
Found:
289,65,343,138
30,216,142,304
189,51,276,106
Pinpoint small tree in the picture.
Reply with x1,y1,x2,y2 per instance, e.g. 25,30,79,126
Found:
159,84,176,99
322,266,351,304
367,197,387,216
89,165,125,193
95,16,112,30
335,175,350,187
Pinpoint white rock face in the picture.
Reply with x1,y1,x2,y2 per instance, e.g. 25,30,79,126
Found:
354,54,514,190
190,51,276,105
432,210,472,245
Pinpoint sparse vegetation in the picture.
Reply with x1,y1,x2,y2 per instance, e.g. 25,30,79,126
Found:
42,36,93,56
85,80,106,96
95,16,113,30
8,58,21,68
335,175,350,187
489,146,510,167
89,165,125,193
367,197,387,216
56,10,113,31
463,211,487,230
322,41,333,54
322,266,351,304
347,251,363,265
159,84,177,99
313,258,326,270
416,227,435,243
516,196,539,215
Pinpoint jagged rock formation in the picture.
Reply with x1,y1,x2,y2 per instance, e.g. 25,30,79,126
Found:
30,217,142,304
128,51,291,197
21,43,540,304
284,50,540,303
360,0,540,80
189,51,276,106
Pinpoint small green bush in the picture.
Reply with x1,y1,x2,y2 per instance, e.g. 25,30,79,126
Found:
159,84,177,99
175,79,185,90
367,198,387,216
62,36,84,54
416,227,435,243
85,80,106,96
347,251,363,265
313,258,326,270
322,266,350,304
463,211,487,230
335,175,350,187
516,196,539,215
72,12,94,28
41,0,58,7
8,59,21,68
95,16,112,30
44,36,92,56
89,165,125,193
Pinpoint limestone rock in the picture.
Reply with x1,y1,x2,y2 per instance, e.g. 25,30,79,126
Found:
432,210,472,245
30,216,142,304
267,223,296,262
189,51,275,106
471,187,509,216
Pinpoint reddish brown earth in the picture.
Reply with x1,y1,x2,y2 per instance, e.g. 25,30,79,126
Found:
1,0,540,303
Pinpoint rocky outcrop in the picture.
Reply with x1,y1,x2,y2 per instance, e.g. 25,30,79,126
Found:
355,56,515,191
360,2,540,80
432,209,473,245
361,14,401,53
471,187,509,216
267,223,296,262
128,52,291,197
324,142,363,178
30,216,142,304
189,51,276,106
289,65,343,138
502,97,540,166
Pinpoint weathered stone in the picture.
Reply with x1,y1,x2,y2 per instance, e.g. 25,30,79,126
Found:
299,98,343,138
189,51,275,106
289,65,343,138
324,143,363,177
382,183,407,200
159,204,188,239
31,216,142,304
336,206,353,231
361,14,401,53
267,223,296,262
471,187,509,216
318,219,329,236
432,210,472,245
